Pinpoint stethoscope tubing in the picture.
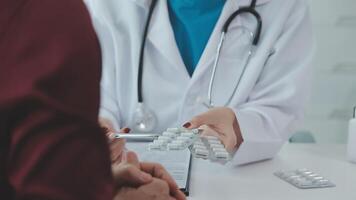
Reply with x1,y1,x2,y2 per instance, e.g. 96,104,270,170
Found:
133,0,262,131
208,31,226,108
137,0,158,103
138,0,261,107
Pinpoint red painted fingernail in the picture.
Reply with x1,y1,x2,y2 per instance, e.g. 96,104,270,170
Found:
183,122,191,128
123,128,131,133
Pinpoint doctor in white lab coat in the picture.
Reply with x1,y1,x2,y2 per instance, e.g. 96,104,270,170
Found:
84,0,313,165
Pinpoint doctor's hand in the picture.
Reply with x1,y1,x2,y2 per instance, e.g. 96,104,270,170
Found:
183,107,243,152
112,151,186,200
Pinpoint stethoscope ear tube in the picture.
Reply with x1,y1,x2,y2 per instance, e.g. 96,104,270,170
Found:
132,0,158,132
222,7,262,46
137,0,158,103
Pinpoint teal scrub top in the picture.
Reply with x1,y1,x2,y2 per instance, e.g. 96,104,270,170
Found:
167,0,226,76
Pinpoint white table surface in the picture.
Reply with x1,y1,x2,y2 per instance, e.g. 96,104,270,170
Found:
187,144,356,200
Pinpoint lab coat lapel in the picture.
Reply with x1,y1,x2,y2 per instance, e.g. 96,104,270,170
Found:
191,0,271,82
129,0,273,81
191,1,241,81
239,0,272,7
129,0,272,8
146,0,187,72
128,0,149,7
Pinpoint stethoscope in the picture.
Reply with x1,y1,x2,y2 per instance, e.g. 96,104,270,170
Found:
132,0,262,132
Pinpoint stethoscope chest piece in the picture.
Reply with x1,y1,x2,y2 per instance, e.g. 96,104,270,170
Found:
132,103,158,132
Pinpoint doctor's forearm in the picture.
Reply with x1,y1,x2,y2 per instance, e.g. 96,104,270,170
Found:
231,107,291,165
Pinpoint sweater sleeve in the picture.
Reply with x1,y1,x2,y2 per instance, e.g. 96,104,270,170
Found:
0,0,114,199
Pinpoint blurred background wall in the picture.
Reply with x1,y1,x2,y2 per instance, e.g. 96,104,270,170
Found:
296,0,356,143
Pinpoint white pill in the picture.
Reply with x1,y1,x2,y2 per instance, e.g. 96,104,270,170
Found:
181,128,198,133
307,174,319,178
172,140,185,145
209,143,224,148
148,143,162,150
203,136,219,141
166,128,180,133
193,143,206,147
291,178,303,185
158,136,172,142
193,144,207,150
193,140,204,145
214,151,229,158
177,136,191,142
194,149,209,156
191,129,200,134
208,140,221,145
167,143,182,150
298,180,313,187
179,128,190,132
280,172,295,179
296,168,309,174
317,179,330,185
153,140,167,145
181,129,199,133
177,135,190,139
212,147,226,152
301,171,313,175
162,132,176,138
312,176,324,181
180,132,195,138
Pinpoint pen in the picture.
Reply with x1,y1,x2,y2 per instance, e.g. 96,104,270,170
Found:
114,128,202,142
114,133,160,142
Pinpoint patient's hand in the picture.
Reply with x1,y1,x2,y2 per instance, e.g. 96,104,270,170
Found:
112,151,186,200
99,117,115,133
114,178,176,200
99,117,130,163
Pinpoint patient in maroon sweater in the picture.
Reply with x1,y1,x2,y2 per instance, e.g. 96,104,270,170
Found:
0,0,185,199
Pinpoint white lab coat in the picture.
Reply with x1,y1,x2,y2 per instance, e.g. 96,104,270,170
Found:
84,0,313,165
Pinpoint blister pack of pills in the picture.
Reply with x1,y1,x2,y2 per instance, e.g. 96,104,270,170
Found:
274,169,335,189
148,128,231,164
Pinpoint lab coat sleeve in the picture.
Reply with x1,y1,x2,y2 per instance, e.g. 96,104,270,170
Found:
231,1,314,165
84,2,122,131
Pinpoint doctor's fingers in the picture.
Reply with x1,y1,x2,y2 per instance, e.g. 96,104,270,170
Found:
199,125,221,138
140,162,186,200
199,125,236,152
112,162,153,189
220,132,238,152
184,107,236,129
